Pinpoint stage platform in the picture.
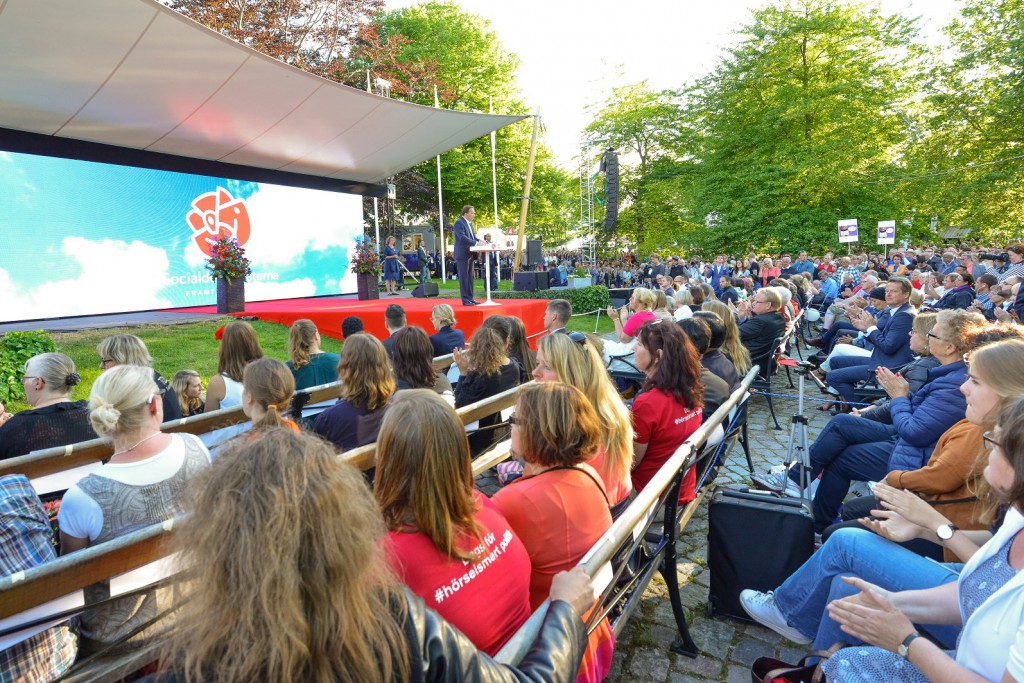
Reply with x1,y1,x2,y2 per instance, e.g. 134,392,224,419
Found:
174,296,549,345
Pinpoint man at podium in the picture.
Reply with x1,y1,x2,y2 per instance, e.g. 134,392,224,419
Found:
453,205,481,306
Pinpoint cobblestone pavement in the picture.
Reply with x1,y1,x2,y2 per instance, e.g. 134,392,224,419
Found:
474,360,836,682
605,386,834,683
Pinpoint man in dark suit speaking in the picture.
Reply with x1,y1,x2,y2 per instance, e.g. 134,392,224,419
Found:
453,205,482,305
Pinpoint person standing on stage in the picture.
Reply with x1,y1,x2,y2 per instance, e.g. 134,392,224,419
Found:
453,205,482,306
416,241,431,285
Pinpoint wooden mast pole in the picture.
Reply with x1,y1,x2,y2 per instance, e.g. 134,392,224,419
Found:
514,111,540,271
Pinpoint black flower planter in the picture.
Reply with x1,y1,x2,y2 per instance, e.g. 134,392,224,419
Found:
216,278,246,313
357,273,380,300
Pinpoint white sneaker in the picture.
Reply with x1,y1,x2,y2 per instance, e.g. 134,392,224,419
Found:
739,590,812,644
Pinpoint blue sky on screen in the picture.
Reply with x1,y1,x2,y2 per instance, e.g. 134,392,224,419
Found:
0,150,362,321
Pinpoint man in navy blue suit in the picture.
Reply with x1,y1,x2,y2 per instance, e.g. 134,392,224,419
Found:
825,277,916,403
452,205,481,305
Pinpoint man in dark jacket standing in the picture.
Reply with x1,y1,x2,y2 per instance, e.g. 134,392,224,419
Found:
453,205,481,305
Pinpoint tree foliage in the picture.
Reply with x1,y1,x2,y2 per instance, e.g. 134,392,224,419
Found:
350,2,573,244
166,0,383,76
902,0,1024,240
583,0,1024,255
684,0,923,253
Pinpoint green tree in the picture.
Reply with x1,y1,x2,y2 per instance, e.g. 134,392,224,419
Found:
902,0,1024,242
583,83,687,250
684,0,924,254
350,2,573,245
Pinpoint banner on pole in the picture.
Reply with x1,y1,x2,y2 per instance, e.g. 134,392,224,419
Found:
838,218,859,244
877,220,896,245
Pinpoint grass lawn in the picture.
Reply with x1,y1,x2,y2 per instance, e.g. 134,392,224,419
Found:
6,290,612,413
6,318,342,414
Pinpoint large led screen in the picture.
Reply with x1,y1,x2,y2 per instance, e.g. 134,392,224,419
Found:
0,150,363,322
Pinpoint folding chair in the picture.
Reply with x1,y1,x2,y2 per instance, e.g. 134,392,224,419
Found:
749,336,787,430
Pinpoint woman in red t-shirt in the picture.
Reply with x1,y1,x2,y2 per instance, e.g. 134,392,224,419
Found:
492,383,615,683
530,332,634,508
630,321,704,503
375,389,532,656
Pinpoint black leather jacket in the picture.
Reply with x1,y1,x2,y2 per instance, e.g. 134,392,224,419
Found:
403,589,586,682
140,589,586,682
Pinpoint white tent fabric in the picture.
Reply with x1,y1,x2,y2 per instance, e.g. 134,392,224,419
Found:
0,0,526,184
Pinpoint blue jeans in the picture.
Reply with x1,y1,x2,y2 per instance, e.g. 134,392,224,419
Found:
820,322,856,351
826,355,877,403
774,528,962,651
805,415,897,531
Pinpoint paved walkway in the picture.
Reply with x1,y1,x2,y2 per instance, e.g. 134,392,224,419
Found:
604,387,833,683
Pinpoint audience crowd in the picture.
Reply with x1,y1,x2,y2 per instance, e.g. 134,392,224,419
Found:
1,239,1024,682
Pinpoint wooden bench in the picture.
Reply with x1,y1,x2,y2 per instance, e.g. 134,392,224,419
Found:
0,365,756,679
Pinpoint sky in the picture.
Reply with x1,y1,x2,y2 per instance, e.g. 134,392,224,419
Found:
384,0,962,167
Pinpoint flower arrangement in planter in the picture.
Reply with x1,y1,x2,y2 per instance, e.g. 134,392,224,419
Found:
351,237,382,300
206,236,252,283
351,237,383,276
206,237,252,313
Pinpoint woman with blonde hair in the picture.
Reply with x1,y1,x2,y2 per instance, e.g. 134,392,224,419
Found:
428,303,465,357
672,288,694,321
375,390,532,655
97,333,182,420
205,321,263,412
148,429,594,683
242,358,298,432
171,370,204,418
285,318,339,390
652,289,674,320
702,300,753,375
313,333,394,451
606,286,656,343
454,327,520,456
530,332,634,506
0,352,95,460
58,365,210,653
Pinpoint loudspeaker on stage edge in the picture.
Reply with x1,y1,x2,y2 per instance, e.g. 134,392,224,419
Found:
411,282,439,298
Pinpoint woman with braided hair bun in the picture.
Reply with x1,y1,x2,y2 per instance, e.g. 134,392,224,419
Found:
0,352,96,461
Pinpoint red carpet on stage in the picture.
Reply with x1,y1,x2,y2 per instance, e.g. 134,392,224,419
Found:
174,296,549,346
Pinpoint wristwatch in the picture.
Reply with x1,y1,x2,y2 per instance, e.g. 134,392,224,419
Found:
898,631,921,659
936,522,959,541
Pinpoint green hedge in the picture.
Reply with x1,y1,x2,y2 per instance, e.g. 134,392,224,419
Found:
0,330,57,405
493,285,611,314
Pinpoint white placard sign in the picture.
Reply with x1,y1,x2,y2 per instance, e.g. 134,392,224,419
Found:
838,219,859,244
877,220,896,245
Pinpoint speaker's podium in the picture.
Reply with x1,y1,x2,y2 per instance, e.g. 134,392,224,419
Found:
513,271,549,292
470,243,509,306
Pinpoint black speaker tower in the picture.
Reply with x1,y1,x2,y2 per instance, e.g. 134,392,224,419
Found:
602,148,619,232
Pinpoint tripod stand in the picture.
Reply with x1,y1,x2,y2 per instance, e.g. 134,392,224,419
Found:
779,359,816,502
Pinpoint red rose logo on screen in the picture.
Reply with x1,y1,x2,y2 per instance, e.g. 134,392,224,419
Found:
186,187,251,256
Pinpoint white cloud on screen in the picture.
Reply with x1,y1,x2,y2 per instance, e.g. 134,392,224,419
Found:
243,185,362,265
0,237,171,321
